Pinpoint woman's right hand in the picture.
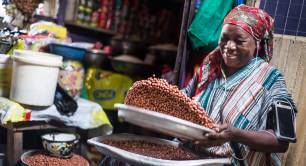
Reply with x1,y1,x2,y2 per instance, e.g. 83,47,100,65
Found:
193,123,237,148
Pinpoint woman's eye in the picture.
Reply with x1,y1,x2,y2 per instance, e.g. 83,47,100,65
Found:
236,40,246,44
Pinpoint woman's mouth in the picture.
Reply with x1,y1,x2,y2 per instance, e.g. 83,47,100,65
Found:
223,52,237,59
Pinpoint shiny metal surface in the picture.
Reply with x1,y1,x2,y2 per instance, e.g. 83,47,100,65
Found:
114,104,214,140
87,133,231,166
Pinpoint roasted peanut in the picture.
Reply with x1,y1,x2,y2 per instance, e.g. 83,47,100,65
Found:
125,77,215,129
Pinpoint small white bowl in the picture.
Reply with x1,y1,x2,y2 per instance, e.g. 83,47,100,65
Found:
41,133,80,158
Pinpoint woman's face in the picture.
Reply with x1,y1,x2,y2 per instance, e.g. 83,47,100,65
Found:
219,24,257,72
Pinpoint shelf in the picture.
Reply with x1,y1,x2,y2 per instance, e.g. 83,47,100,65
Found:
64,21,116,36
33,15,58,23
169,0,184,3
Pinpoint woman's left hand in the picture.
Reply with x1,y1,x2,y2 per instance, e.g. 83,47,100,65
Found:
193,123,237,148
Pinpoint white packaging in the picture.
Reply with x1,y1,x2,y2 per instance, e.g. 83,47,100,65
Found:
10,50,63,106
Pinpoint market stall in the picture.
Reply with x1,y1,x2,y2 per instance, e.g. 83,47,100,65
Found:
1,0,182,165
1,0,303,165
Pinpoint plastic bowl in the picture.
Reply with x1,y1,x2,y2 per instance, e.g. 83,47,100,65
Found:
49,43,87,60
41,133,80,158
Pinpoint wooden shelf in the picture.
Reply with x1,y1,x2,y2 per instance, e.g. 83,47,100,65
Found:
64,21,116,36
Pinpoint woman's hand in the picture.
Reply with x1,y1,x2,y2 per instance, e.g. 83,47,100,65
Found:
193,123,237,148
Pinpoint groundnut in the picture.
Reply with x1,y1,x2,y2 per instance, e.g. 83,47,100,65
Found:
102,140,199,160
23,152,88,166
125,77,215,129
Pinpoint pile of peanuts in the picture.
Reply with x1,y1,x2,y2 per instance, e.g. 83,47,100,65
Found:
103,139,199,160
23,152,88,166
125,77,215,129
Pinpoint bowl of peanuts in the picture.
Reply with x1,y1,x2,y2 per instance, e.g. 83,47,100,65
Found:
21,150,89,166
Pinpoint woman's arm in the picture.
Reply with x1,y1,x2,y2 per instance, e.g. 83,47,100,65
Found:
230,127,289,152
194,124,289,153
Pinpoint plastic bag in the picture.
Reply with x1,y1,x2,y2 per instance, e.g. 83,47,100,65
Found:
54,84,78,117
29,21,68,40
188,0,235,52
85,68,133,110
0,97,30,124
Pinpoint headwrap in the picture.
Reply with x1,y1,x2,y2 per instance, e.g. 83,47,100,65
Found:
195,5,274,95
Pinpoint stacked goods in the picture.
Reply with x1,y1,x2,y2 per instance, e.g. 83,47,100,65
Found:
125,77,215,129
24,152,88,166
102,140,199,160
12,0,42,16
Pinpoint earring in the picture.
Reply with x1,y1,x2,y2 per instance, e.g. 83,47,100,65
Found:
257,41,260,49
255,41,260,57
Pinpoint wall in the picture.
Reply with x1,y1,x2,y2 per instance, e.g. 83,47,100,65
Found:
260,0,306,37
271,34,306,166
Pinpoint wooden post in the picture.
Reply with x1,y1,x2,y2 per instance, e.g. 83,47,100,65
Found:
7,129,23,166
174,0,191,85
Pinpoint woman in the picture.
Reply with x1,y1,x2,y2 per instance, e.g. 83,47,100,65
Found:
100,5,296,166
183,4,297,166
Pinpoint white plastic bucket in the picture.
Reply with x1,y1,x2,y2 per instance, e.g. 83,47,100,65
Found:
10,50,63,106
0,54,11,97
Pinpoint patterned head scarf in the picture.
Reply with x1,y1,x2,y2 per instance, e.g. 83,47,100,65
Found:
223,4,274,61
195,5,274,95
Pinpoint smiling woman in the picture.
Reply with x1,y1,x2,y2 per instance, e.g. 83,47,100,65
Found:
182,4,297,166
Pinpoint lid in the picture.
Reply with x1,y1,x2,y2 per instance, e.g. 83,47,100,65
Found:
0,54,10,63
114,54,144,64
13,50,63,67
87,49,105,54
149,44,177,52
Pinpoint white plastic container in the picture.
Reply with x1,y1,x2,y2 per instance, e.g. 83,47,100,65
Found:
10,50,63,106
0,54,11,97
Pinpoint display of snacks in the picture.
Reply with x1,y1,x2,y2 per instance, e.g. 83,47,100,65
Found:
125,77,215,129
74,0,180,44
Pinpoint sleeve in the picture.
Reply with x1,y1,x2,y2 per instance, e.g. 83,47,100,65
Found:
181,74,199,98
265,73,297,142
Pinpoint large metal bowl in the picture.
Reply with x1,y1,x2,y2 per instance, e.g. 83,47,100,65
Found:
87,133,231,166
114,104,215,140
83,49,111,69
110,57,155,75
148,45,177,68
111,37,147,59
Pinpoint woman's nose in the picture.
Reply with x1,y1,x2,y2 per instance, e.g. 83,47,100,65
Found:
225,40,236,50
